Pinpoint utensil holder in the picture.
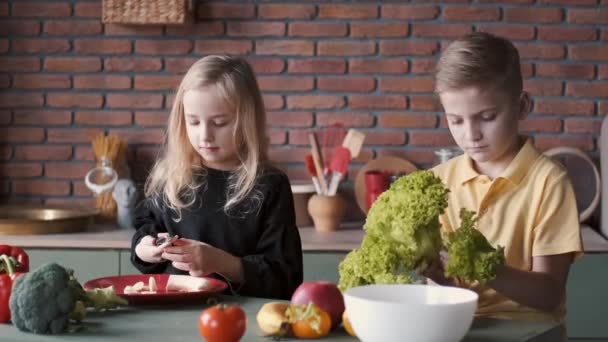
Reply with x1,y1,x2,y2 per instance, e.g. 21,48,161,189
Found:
307,194,347,233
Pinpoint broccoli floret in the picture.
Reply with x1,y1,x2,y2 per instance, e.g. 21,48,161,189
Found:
444,208,505,284
9,262,127,334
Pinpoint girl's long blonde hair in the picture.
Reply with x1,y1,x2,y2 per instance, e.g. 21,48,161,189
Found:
145,55,268,219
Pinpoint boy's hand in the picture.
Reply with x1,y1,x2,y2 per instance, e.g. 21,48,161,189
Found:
135,234,166,263
161,238,221,277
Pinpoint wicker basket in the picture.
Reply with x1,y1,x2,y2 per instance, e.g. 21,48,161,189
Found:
102,0,194,25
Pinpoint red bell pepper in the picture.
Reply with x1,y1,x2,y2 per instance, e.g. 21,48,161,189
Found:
0,245,28,273
0,254,21,323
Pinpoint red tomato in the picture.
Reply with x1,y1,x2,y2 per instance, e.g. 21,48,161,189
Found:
198,304,247,342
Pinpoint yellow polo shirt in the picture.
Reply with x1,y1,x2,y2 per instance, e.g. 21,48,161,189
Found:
432,138,582,323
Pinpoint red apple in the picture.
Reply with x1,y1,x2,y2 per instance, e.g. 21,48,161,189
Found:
291,281,345,329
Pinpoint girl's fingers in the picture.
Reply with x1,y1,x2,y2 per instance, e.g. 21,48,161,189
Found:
172,261,191,272
162,251,190,263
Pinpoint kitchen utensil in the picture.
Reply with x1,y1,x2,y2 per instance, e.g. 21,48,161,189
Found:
0,205,97,235
309,132,329,195
354,156,418,214
84,157,118,196
327,146,351,196
365,170,390,210
304,154,322,195
307,193,347,232
321,123,347,175
344,284,478,342
342,129,366,159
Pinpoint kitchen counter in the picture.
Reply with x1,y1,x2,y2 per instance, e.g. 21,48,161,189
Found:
0,295,562,342
1,222,606,253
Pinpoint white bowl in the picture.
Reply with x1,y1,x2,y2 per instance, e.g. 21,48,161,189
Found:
344,284,478,342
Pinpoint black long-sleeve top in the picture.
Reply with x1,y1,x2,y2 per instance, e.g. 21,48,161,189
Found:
130,166,303,300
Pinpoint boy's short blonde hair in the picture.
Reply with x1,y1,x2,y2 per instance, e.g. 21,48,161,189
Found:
435,32,523,98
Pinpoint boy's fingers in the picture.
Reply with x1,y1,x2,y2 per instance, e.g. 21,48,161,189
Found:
171,261,191,272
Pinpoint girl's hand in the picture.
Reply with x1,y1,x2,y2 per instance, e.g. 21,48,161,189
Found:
161,238,221,277
135,234,166,263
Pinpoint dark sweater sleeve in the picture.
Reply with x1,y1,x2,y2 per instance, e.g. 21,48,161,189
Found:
237,174,304,299
130,198,169,274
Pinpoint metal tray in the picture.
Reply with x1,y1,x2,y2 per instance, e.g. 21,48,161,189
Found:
0,205,98,235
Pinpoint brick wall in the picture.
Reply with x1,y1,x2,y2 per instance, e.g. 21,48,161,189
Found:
0,1,606,206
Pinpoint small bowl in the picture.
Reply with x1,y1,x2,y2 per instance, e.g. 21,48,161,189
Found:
344,284,478,342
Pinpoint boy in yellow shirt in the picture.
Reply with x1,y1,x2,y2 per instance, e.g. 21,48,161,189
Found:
428,32,582,324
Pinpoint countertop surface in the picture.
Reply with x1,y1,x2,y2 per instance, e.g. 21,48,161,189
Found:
0,294,562,342
1,222,606,253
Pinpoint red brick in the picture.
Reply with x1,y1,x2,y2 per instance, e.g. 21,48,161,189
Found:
73,75,131,90
412,24,472,38
268,129,286,145
257,40,314,56
197,3,255,19
378,113,437,128
318,41,375,56
516,43,565,60
134,75,180,91
287,95,345,110
0,163,42,178
74,2,100,17
104,24,162,36
523,80,563,96
0,93,43,108
318,5,378,19
13,180,70,196
74,146,94,161
410,95,441,111
538,27,597,41
600,101,608,116
534,136,595,151
13,110,71,125
45,162,93,179
13,39,69,53
351,23,408,38
284,130,317,146
316,113,375,127
74,39,131,54
228,22,285,37
363,131,408,146
75,111,132,126
443,6,500,21
134,111,168,127
0,39,7,53
382,5,439,20
568,9,608,24
520,117,562,133
0,57,39,72
600,65,608,80
522,63,534,77
108,129,164,144
258,76,314,92
136,40,192,54
603,29,608,41
380,77,435,93
45,20,101,35
411,59,437,74
409,130,455,147
570,46,608,61
14,145,73,161
0,128,44,142
163,57,196,73
107,94,163,109
506,8,564,23
0,111,11,125
533,99,595,115
134,146,160,162
267,112,313,128
165,94,176,109
0,20,40,35
564,118,603,134
566,82,608,98
289,22,347,37
105,57,161,72
258,4,316,19
264,95,284,110
12,2,71,17
12,75,69,89
349,95,406,110
195,40,253,55
477,25,536,41
247,58,285,74
0,75,8,88
0,3,7,16
47,128,102,143
269,147,310,163
380,40,439,56
45,57,101,72
317,77,375,93
0,146,12,160
47,93,103,109
541,0,598,4
350,59,408,74
165,21,224,36
536,63,595,79
288,59,346,74
378,148,435,166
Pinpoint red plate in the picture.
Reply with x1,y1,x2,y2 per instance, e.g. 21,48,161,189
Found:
83,274,228,305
